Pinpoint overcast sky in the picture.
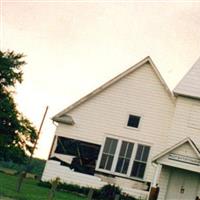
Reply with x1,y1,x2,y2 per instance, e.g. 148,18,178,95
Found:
1,1,200,159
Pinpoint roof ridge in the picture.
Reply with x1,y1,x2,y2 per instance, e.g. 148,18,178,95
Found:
52,56,173,120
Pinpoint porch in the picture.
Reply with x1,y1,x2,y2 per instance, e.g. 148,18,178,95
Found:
151,138,200,200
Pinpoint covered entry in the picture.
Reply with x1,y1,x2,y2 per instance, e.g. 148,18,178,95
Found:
151,138,200,200
166,168,199,200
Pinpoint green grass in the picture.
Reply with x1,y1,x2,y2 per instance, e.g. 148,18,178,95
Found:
0,172,87,200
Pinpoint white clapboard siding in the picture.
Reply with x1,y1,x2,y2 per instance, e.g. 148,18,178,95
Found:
42,160,148,199
53,63,175,183
157,166,171,200
167,96,200,149
42,160,106,188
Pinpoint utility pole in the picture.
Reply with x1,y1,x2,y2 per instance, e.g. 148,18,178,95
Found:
28,106,49,165
16,106,49,192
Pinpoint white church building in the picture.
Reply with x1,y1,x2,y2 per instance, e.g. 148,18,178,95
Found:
42,56,200,200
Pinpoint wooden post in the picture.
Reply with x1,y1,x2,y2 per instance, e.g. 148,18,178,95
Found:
48,177,60,200
87,188,94,200
28,106,49,164
16,106,49,192
16,171,26,192
152,164,162,187
148,164,162,200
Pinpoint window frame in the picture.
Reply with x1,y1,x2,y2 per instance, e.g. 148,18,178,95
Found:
130,144,150,179
99,137,118,171
124,113,143,131
127,115,141,128
115,141,134,174
96,136,151,181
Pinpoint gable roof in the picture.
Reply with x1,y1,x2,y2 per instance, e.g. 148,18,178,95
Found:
52,56,174,122
174,57,200,99
152,137,200,163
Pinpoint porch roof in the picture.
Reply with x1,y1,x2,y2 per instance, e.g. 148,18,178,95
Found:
152,137,200,163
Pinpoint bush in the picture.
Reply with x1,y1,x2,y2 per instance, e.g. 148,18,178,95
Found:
58,182,91,195
38,180,52,188
38,180,91,195
121,193,137,200
38,181,137,200
98,184,121,200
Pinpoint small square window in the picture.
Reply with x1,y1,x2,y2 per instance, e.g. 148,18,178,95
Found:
127,115,141,128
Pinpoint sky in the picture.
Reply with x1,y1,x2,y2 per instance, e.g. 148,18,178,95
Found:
1,1,200,159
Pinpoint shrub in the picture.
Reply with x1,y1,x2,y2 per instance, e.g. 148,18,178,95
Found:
38,180,91,195
38,181,137,200
98,184,121,200
121,193,137,200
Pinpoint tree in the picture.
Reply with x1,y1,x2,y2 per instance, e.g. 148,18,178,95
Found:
0,50,37,164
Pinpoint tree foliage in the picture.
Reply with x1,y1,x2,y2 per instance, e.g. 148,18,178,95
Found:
0,50,37,163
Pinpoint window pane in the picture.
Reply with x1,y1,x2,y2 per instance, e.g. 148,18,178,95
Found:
115,158,123,173
103,138,112,153
131,144,150,179
106,156,114,170
119,141,128,156
138,163,146,178
135,145,143,160
115,142,133,174
131,161,139,177
116,158,130,174
131,161,146,179
126,143,134,158
127,115,141,128
102,138,118,155
100,138,118,171
142,146,150,161
109,139,118,154
99,154,107,169
122,159,130,174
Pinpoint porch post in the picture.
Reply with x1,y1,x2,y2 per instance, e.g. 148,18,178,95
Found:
152,164,162,187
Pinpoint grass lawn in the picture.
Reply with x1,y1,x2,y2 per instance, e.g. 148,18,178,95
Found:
0,172,87,200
